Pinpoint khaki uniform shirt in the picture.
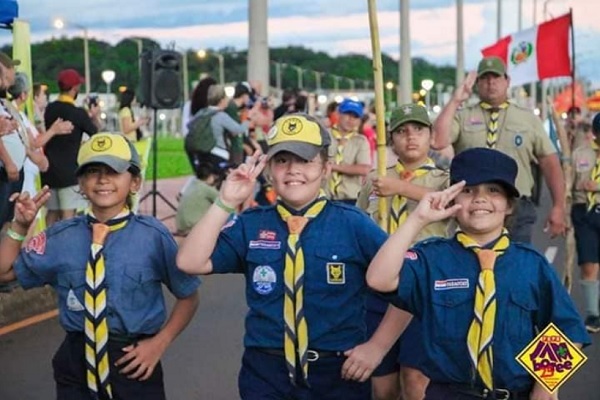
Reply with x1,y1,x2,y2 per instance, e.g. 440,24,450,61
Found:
572,144,597,205
327,128,371,200
451,102,557,197
356,165,451,241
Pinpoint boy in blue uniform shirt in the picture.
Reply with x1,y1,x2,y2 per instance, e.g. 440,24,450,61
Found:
0,133,200,400
178,113,388,399
367,148,590,400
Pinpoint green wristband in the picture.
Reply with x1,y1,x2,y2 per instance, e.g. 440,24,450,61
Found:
6,228,26,242
215,197,236,214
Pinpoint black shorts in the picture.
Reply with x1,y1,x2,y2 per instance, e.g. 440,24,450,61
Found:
572,203,600,264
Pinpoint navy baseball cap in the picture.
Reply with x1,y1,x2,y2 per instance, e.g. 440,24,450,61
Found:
450,148,519,198
592,113,600,135
338,98,364,118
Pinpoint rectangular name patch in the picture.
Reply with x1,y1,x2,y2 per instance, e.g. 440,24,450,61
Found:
434,279,470,291
249,240,281,250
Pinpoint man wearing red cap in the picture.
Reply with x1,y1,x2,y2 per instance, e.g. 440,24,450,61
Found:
40,68,101,226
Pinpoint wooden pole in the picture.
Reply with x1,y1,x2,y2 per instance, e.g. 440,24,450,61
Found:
367,0,389,228
549,98,575,293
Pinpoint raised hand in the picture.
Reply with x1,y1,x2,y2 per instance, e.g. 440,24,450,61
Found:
410,181,465,225
453,71,477,104
10,186,51,230
219,150,267,208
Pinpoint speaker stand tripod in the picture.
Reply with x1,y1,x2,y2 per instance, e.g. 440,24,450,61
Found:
139,108,177,217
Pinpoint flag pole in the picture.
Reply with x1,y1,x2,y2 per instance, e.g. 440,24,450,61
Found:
367,0,389,229
570,9,575,111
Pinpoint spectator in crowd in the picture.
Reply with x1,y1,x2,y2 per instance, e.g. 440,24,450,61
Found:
40,68,100,226
118,88,149,142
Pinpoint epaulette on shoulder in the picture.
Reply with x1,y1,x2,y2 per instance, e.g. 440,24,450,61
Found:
413,236,447,249
132,214,172,235
241,204,275,215
45,216,83,237
511,240,545,256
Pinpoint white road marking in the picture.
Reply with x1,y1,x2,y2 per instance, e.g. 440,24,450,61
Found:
545,246,558,263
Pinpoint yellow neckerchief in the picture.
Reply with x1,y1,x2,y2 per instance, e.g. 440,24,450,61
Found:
388,158,436,234
57,93,76,105
480,101,509,149
588,154,600,211
83,206,131,399
275,190,328,384
455,228,510,391
330,127,358,197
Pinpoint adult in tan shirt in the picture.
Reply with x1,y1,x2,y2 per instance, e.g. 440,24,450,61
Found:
431,56,565,243
327,98,371,204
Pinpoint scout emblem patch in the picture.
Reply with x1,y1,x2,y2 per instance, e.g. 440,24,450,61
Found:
326,263,345,284
252,265,277,295
25,231,46,255
516,323,587,394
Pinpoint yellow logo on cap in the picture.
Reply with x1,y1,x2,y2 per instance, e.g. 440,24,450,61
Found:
281,117,303,136
90,136,113,152
516,323,587,394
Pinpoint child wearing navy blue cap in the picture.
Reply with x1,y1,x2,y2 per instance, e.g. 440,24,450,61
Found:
367,148,589,400
179,113,388,399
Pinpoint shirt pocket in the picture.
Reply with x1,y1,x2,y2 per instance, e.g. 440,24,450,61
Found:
121,268,161,311
504,124,533,152
312,245,363,290
507,289,538,341
56,269,87,313
431,291,473,342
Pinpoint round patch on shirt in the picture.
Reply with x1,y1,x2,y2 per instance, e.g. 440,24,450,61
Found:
514,134,523,147
252,265,277,295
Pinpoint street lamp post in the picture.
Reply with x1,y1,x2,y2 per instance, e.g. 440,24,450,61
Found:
314,71,323,91
421,79,434,110
101,70,116,96
197,49,225,85
435,83,444,106
54,18,90,97
347,77,356,91
385,81,395,108
293,66,304,89
333,75,341,92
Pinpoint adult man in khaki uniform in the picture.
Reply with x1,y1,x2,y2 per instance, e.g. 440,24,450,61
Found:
327,98,371,204
431,56,565,243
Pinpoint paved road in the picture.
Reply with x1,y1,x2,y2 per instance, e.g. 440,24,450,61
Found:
0,179,598,399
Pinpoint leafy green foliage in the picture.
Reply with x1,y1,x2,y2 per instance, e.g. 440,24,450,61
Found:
2,38,456,97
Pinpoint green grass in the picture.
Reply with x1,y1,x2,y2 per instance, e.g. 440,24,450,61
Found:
145,136,194,179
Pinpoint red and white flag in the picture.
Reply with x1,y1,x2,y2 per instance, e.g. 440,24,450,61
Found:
481,13,572,87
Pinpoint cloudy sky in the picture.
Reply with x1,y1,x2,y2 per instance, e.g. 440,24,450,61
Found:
5,0,600,85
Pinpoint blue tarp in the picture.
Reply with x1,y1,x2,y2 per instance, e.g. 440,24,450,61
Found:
0,0,18,25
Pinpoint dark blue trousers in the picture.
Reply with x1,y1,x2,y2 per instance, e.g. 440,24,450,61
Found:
238,348,371,400
53,333,166,400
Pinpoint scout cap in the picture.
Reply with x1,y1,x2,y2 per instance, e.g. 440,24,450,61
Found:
0,52,20,68
77,133,141,175
338,98,364,118
450,148,519,197
266,113,331,161
477,56,506,77
389,103,431,132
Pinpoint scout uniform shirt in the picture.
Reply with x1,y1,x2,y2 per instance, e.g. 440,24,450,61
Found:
451,102,556,197
210,202,387,351
327,127,371,200
356,163,450,241
391,237,590,391
572,144,597,205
